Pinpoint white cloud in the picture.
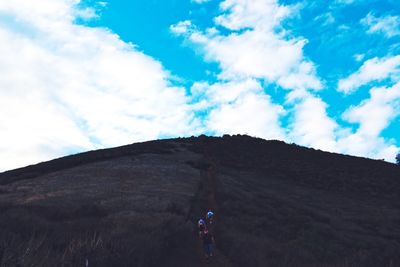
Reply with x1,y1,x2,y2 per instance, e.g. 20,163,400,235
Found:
343,83,400,137
191,78,262,105
337,133,399,162
338,82,400,161
207,92,285,139
287,85,400,162
172,0,323,143
170,20,193,35
338,55,400,94
0,0,199,171
214,0,292,31
289,93,338,152
171,0,322,91
361,13,400,38
191,79,286,139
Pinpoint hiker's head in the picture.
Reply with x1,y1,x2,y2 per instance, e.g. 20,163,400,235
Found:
198,219,205,225
207,211,214,219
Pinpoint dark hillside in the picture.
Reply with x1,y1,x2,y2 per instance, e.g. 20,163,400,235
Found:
0,135,399,266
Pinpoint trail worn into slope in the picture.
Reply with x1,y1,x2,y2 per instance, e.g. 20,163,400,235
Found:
197,141,232,267
165,139,232,267
199,163,231,267
162,160,231,267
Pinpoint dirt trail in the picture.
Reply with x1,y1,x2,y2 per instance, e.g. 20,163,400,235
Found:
163,142,232,267
197,143,232,267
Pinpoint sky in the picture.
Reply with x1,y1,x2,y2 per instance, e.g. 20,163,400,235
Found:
0,0,399,171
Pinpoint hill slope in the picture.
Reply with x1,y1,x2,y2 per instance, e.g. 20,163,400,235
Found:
0,135,399,267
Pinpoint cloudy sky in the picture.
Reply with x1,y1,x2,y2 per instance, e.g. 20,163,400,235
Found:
0,0,399,171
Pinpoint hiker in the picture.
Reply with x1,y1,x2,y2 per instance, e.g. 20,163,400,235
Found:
202,229,215,260
198,218,206,237
206,210,214,225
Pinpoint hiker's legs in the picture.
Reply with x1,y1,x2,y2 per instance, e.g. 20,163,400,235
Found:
209,244,214,257
204,244,211,257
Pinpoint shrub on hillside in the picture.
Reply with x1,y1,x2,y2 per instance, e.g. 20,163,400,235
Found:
396,152,400,165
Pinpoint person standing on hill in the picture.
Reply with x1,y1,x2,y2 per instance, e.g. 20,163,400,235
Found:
206,210,214,225
198,218,206,237
205,210,216,236
202,229,215,261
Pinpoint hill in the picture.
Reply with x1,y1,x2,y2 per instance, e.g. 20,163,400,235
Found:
0,135,399,266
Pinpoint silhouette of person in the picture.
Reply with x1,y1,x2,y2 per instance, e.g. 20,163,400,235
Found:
202,229,215,260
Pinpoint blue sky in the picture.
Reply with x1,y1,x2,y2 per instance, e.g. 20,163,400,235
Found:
0,0,399,171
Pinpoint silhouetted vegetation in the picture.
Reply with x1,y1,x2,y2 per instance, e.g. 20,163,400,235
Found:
0,135,399,266
396,152,400,165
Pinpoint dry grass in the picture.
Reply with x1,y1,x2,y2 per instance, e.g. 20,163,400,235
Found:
0,135,399,266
